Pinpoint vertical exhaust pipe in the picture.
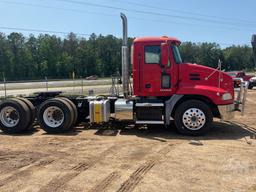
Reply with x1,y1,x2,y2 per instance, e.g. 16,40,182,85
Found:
121,13,130,98
252,34,256,68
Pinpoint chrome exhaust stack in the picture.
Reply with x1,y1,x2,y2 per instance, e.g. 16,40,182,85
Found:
252,34,256,68
121,13,130,98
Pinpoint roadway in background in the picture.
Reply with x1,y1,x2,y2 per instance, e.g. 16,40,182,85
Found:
0,79,114,97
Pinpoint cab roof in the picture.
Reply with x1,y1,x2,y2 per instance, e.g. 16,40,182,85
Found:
133,36,181,44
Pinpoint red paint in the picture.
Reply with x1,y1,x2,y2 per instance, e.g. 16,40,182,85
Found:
177,63,234,105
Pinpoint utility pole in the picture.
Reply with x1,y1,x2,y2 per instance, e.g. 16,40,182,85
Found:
81,77,84,95
45,76,48,91
3,76,6,99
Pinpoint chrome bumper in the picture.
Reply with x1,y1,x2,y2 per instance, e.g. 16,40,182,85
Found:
218,104,235,121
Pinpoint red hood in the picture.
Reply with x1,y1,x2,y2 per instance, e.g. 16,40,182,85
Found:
179,62,233,89
177,63,234,104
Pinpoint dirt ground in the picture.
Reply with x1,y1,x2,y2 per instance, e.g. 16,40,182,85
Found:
0,91,256,192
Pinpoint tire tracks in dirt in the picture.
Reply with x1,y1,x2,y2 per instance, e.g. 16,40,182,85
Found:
0,141,93,190
0,159,55,188
231,121,256,135
116,143,177,192
86,143,159,192
0,147,74,189
38,144,123,192
88,171,119,192
117,160,156,192
88,143,178,192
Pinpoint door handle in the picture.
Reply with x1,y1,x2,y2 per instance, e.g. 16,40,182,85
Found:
145,84,151,88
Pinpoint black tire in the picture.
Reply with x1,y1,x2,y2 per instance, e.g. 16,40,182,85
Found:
174,100,213,136
0,99,30,134
37,98,74,133
16,98,36,130
248,83,253,89
56,97,78,127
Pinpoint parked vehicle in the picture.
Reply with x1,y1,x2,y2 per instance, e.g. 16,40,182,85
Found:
249,76,256,89
227,71,256,89
86,75,98,80
0,13,248,136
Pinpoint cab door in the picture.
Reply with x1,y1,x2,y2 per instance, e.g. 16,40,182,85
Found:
139,42,176,96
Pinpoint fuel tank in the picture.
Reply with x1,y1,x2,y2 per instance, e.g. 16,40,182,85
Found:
89,100,110,123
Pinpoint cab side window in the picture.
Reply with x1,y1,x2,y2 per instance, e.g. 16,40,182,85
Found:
145,45,160,64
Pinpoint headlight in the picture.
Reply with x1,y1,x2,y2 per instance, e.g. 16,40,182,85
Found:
222,93,232,101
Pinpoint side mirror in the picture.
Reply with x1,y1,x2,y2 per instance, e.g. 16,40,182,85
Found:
161,43,169,66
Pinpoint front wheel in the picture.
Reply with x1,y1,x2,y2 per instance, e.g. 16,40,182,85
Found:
174,100,213,136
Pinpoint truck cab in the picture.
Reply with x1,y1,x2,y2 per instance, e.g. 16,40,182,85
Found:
132,36,237,135
132,37,181,97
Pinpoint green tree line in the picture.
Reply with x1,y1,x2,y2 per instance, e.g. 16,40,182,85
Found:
0,32,254,81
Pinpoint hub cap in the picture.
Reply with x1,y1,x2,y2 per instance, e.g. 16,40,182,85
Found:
43,106,64,128
0,106,20,127
182,108,206,130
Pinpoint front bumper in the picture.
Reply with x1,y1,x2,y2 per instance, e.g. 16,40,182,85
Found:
218,104,235,121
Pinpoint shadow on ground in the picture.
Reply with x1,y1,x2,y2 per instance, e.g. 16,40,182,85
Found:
0,126,39,136
86,120,256,142
0,120,255,142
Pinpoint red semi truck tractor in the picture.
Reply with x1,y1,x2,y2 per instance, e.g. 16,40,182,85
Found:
0,14,247,136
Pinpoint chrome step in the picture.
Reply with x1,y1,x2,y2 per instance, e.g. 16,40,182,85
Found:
135,120,164,124
135,103,164,107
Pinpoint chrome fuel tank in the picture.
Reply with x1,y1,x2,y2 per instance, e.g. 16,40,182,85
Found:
115,99,133,120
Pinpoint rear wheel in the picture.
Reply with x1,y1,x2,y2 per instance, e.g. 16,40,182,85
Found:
16,98,36,130
56,97,78,127
174,100,213,136
37,99,74,133
0,99,30,134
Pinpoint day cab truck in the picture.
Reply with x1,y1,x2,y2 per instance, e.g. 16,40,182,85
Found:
0,14,249,136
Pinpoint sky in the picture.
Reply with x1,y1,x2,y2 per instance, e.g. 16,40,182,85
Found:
0,0,256,47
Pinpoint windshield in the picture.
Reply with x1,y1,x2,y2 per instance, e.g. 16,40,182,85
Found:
171,45,182,64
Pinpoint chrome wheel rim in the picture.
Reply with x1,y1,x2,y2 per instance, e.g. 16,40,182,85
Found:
182,108,206,130
43,106,64,128
0,106,20,127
